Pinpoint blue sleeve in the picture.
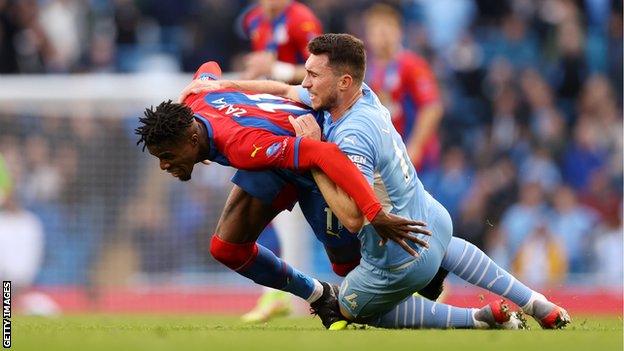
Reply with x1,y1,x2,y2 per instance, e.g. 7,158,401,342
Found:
296,85,312,107
332,124,378,185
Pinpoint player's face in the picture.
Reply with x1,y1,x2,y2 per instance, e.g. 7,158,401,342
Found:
147,137,198,182
365,17,401,56
302,54,339,111
259,0,290,17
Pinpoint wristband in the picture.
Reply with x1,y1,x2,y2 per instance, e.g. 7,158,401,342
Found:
271,61,296,82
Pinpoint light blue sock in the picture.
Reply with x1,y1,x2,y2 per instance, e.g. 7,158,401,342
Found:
442,237,533,308
370,296,475,329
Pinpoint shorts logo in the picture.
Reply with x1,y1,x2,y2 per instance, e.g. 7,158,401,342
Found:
265,141,282,158
344,293,358,310
251,144,263,158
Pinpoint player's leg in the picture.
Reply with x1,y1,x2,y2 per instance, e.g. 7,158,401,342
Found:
368,295,523,329
336,196,454,324
323,241,361,277
415,267,449,300
241,224,292,322
210,185,323,302
440,236,570,328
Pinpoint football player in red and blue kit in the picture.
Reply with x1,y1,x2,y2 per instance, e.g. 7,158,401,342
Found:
238,0,322,82
238,0,324,321
136,62,430,325
364,4,443,172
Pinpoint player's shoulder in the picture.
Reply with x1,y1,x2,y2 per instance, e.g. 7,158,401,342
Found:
335,101,388,142
287,1,318,18
242,5,264,26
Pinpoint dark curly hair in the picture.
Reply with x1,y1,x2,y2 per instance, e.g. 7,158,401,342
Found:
135,100,194,151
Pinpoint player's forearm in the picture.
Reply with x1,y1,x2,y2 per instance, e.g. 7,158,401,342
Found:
406,103,443,154
292,65,307,83
311,169,364,233
297,139,381,222
224,79,301,102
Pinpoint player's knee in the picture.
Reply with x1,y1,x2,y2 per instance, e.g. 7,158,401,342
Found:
210,235,257,271
331,261,358,277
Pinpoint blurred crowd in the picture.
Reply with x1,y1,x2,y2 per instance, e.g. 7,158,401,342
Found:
0,0,622,289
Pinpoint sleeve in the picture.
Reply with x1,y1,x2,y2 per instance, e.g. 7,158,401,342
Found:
288,10,323,59
406,57,440,106
296,85,313,106
224,128,382,221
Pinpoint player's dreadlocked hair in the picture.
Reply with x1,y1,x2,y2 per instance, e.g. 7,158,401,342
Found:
135,100,194,151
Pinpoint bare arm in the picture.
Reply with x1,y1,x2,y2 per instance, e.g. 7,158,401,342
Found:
290,114,364,232
178,79,301,104
311,169,364,233
241,52,307,83
406,102,443,167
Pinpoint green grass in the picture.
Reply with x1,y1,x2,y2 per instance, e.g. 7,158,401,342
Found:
13,314,623,351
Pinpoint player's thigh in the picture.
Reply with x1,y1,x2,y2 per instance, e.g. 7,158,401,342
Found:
338,247,448,322
324,241,361,265
337,262,412,321
215,185,280,243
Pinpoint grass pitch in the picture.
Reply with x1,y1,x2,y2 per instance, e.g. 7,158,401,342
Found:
14,314,623,351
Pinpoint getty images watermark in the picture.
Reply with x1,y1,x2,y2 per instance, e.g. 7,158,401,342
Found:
2,281,10,349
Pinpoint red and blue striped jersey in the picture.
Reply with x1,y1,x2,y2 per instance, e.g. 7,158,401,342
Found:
240,1,322,64
366,51,441,169
184,89,318,170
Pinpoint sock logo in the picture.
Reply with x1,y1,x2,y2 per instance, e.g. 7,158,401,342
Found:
487,269,505,289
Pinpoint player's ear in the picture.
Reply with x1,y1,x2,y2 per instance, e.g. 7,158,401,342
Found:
338,74,352,91
189,131,199,146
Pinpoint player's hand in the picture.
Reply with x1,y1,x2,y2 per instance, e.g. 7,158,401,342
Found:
178,79,224,103
370,211,431,257
288,114,321,141
242,51,275,80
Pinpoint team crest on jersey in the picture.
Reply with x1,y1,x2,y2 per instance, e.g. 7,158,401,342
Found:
266,140,284,158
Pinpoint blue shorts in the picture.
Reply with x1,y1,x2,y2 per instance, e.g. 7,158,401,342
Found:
231,169,360,249
338,198,453,321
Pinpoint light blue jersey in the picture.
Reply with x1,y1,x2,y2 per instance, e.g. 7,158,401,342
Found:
297,84,435,270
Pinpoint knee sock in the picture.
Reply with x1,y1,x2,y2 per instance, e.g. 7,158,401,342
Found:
256,224,281,256
441,237,533,308
210,235,322,301
370,296,475,329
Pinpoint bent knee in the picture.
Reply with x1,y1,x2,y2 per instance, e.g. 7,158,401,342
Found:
331,261,359,277
210,234,257,270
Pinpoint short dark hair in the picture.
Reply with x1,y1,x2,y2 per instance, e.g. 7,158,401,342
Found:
307,33,366,84
135,100,194,151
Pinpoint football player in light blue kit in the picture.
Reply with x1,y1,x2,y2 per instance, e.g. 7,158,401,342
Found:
180,34,570,330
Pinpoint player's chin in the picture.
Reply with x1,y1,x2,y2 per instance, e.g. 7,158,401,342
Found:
178,172,192,182
310,99,323,110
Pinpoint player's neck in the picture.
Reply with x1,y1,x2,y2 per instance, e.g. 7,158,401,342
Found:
329,87,362,122
374,44,400,64
195,121,211,162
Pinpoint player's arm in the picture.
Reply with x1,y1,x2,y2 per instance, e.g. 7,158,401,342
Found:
225,129,381,222
290,116,432,255
288,114,363,232
406,103,442,167
178,79,301,104
242,52,310,83
405,62,443,168
311,169,364,233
